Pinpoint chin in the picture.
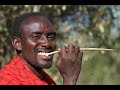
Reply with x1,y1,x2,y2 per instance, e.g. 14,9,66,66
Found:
44,65,52,69
38,61,52,69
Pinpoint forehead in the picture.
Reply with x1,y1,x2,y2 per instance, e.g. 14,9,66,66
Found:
20,16,55,34
21,16,51,25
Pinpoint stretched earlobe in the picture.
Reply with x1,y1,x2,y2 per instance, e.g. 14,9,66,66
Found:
12,36,22,51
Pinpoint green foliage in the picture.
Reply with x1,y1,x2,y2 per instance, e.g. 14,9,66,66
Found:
0,5,120,85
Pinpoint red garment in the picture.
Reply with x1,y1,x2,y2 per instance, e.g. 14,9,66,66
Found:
0,55,56,85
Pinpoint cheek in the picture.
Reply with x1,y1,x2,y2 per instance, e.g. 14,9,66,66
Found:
21,40,36,55
51,41,56,48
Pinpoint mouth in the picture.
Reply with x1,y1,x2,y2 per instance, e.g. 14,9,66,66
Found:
37,51,53,60
38,52,49,56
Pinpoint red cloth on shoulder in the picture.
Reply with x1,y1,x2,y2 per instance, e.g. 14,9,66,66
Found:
0,55,56,85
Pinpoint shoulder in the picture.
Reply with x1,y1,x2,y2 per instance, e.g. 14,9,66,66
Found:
0,55,22,85
0,71,20,85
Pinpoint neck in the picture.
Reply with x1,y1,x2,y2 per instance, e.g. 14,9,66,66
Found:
18,54,44,80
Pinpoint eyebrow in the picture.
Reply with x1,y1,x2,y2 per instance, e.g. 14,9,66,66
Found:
31,32,56,35
31,32,43,34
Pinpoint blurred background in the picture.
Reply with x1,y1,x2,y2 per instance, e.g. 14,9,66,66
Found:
0,5,120,85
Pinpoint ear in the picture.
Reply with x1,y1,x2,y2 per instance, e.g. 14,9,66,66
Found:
12,36,22,51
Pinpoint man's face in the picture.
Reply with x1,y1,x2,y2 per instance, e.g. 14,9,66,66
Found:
19,16,56,69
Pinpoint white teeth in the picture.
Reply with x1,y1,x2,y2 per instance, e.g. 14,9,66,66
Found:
38,52,49,56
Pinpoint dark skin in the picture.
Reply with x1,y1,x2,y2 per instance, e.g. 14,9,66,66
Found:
12,16,83,85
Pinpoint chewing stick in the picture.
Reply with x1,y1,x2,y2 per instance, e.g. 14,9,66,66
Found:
47,51,59,56
47,48,114,56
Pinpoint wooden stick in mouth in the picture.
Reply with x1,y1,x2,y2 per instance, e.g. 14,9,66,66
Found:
46,48,114,56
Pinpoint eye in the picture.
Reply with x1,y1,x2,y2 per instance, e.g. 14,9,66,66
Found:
30,35,41,40
48,33,56,40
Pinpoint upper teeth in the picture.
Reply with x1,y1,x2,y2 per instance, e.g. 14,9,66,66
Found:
38,52,49,56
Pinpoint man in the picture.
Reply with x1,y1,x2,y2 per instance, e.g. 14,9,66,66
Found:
0,12,83,85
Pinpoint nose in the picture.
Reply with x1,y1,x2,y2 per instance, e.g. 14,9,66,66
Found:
40,34,50,47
